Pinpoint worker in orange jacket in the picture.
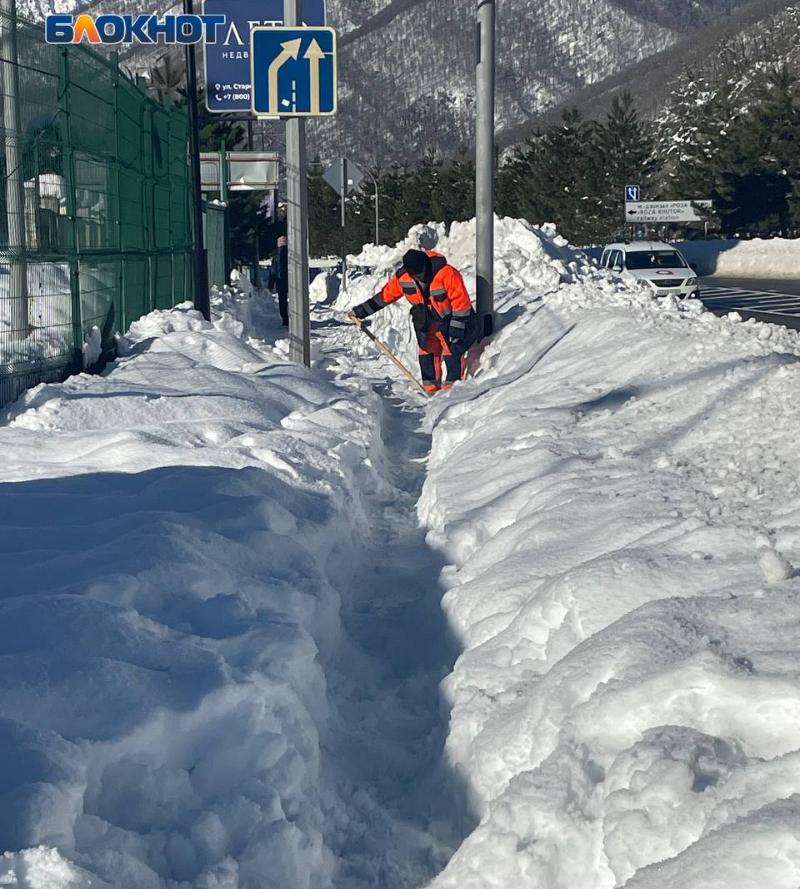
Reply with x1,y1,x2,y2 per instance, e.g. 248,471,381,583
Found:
349,249,477,394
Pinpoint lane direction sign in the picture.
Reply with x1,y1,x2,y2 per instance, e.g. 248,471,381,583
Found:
203,0,326,113
251,27,337,117
625,184,640,202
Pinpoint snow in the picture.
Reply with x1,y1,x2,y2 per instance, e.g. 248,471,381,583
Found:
0,286,391,888
3,217,800,888
678,236,800,279
0,263,73,368
334,219,800,887
407,224,800,888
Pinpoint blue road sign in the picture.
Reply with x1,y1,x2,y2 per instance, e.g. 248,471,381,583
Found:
625,184,641,202
251,27,337,117
203,0,325,113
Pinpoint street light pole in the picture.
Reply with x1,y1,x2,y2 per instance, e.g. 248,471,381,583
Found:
475,0,495,339
184,0,209,320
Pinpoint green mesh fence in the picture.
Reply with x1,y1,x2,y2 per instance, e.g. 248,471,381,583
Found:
0,11,197,408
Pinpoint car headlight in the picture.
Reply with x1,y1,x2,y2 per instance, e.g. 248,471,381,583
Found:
686,277,698,286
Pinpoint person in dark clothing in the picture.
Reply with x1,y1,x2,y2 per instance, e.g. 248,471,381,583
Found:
274,235,289,326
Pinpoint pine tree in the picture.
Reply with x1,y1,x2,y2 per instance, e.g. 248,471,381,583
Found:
595,92,654,231
307,156,340,255
438,154,476,224
497,142,533,220
713,67,798,234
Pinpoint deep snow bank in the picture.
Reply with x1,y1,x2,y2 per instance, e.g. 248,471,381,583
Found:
0,288,385,888
331,219,591,386
678,237,800,279
349,219,800,887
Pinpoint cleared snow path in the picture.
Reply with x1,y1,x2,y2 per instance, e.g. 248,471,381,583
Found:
314,316,476,888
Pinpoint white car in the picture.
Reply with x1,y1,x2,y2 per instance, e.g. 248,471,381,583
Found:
600,241,700,298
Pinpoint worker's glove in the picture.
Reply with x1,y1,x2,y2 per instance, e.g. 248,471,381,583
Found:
409,304,431,348
350,304,370,321
448,310,477,348
448,317,468,344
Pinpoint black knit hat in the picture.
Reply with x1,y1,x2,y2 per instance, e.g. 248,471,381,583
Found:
403,249,431,280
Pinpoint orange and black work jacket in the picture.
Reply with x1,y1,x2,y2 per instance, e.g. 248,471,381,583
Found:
356,252,474,342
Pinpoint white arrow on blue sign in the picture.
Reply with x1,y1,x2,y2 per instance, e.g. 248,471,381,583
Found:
203,0,326,113
625,184,641,202
250,27,337,117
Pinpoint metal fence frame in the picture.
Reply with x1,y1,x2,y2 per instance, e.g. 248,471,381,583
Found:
0,10,197,408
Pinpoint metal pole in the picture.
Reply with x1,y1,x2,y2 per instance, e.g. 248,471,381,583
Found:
475,0,495,339
219,137,231,281
285,0,310,366
0,0,28,340
184,0,209,320
365,169,379,245
340,156,347,291
58,46,83,362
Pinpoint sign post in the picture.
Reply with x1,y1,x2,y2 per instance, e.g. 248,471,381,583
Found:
185,0,209,320
322,158,367,290
282,0,310,365
340,157,347,291
250,10,336,366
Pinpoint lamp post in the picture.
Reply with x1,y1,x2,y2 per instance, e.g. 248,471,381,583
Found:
475,0,495,339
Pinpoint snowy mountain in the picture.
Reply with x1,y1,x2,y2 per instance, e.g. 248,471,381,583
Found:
310,0,753,165
501,0,795,142
18,0,757,165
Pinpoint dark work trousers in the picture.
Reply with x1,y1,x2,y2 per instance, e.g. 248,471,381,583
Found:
417,323,470,387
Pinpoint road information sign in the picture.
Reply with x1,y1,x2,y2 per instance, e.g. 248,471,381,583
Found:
323,158,364,195
250,27,337,117
625,200,713,223
625,184,640,202
203,0,326,113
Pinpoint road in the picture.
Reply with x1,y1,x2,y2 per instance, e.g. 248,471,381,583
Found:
700,276,800,330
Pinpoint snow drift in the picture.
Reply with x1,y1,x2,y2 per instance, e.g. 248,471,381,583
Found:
337,218,800,887
678,236,800,279
0,288,388,888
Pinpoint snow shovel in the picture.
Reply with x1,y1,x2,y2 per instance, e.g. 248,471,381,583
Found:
347,313,430,396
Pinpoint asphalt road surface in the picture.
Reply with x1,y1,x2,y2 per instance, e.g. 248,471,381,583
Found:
700,277,800,330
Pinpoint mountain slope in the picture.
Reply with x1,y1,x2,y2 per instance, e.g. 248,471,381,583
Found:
18,0,760,165
310,0,753,166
